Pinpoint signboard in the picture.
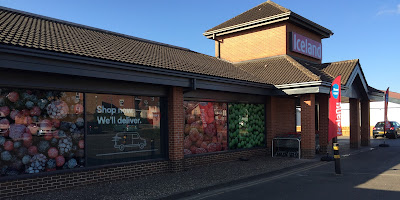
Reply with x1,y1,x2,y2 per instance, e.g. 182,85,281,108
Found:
85,93,162,166
290,32,322,60
328,76,342,142
384,88,390,131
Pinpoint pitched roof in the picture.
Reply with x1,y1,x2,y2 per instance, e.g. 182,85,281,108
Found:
234,55,359,85
234,55,317,85
0,6,267,84
383,89,400,100
0,6,367,93
204,0,333,39
293,57,359,85
206,1,289,32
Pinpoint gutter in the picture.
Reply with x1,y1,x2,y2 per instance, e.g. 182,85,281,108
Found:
0,44,275,90
204,12,291,38
274,81,330,89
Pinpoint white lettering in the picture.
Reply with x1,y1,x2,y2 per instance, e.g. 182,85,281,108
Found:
313,45,317,56
291,32,322,60
336,102,341,130
119,108,134,114
317,45,321,58
301,41,306,52
96,106,102,113
96,105,117,115
97,116,112,124
117,117,142,125
297,39,301,52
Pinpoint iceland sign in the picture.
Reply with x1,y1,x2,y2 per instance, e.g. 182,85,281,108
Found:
290,32,322,60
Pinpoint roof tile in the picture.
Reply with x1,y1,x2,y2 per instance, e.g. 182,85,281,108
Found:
234,55,315,85
0,7,267,84
0,6,364,90
206,1,288,32
235,55,359,86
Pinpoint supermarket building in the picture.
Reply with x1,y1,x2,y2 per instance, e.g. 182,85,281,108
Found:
0,1,383,197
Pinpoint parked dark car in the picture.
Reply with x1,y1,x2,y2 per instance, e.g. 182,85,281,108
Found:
373,121,400,139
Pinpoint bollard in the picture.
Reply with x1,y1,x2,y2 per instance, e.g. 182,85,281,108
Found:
332,138,341,174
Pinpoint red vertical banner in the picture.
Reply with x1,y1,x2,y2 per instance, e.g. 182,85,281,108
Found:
384,88,390,131
328,76,342,142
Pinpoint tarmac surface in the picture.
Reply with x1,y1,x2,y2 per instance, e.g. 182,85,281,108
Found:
186,137,400,200
13,136,395,200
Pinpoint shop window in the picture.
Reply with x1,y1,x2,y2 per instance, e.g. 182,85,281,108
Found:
0,88,84,177
228,103,265,149
183,101,228,155
85,94,163,166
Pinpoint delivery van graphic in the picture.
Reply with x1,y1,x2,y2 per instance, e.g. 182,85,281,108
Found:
112,132,147,151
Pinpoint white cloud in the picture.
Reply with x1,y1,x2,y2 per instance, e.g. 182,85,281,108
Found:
377,3,400,15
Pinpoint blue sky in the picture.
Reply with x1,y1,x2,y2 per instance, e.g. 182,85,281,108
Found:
1,0,400,92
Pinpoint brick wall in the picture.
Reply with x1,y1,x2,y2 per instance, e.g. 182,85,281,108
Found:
0,148,269,199
0,87,304,198
361,100,370,146
168,86,185,171
215,22,323,63
350,98,361,148
300,94,315,158
318,94,330,154
266,96,296,150
0,160,169,199
216,22,287,63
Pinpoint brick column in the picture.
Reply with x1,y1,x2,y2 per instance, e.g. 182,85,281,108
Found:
350,98,361,149
318,94,330,154
266,97,296,155
266,96,275,152
361,100,370,146
300,94,315,158
168,86,184,172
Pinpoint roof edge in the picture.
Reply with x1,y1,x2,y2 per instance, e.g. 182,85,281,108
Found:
203,12,291,38
204,11,333,39
274,81,327,89
289,12,333,38
0,44,276,90
267,0,290,12
324,58,359,65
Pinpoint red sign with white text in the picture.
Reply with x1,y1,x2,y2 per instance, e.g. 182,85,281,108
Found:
384,88,390,131
328,76,342,142
291,32,322,60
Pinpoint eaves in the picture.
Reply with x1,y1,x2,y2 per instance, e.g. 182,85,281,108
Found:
203,12,333,39
0,44,276,96
274,81,353,96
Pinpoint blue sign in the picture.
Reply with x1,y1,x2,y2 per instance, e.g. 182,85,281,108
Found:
332,84,339,99
385,93,389,103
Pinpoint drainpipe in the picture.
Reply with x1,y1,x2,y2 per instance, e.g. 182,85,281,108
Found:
213,33,221,59
217,40,221,58
183,78,197,94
